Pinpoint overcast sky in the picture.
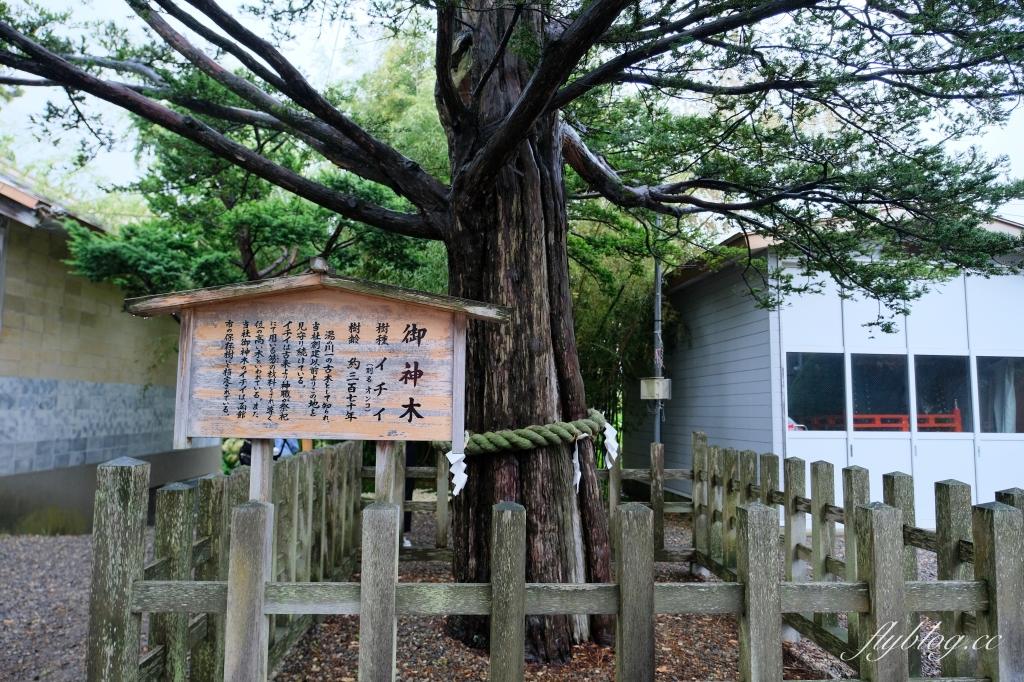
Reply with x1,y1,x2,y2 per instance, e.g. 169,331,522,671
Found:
2,0,1022,221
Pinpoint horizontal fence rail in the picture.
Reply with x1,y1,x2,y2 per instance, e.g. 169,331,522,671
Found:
88,432,1024,682
86,442,363,682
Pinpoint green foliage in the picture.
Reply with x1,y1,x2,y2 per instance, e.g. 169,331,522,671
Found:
570,233,681,435
10,507,89,536
222,437,244,474
62,34,448,297
565,83,1024,330
346,34,449,181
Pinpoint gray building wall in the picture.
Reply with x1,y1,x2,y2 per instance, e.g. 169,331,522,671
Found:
0,377,176,476
622,265,781,498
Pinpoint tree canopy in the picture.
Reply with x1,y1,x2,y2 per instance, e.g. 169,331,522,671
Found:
0,0,1021,316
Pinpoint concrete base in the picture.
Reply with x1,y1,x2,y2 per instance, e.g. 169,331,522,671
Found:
0,445,221,533
690,563,711,578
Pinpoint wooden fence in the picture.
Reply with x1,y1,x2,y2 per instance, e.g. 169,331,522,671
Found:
85,442,362,682
87,434,1024,682
685,431,1024,679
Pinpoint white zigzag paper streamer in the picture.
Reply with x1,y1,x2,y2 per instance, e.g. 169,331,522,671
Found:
603,420,619,466
447,450,468,496
572,434,588,492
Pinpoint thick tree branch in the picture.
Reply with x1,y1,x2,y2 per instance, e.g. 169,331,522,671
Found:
178,0,451,216
0,23,438,239
562,123,844,216
165,97,402,190
547,0,822,112
0,75,53,86
470,3,524,107
152,0,289,92
616,50,1024,100
61,54,167,85
458,0,636,192
561,122,691,218
435,2,465,119
116,5,412,195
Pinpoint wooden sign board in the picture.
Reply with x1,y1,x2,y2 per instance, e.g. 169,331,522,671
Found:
125,267,509,447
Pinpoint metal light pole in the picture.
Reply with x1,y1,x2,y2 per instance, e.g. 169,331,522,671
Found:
653,217,663,444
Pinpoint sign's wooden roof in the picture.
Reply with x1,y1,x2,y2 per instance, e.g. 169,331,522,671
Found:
125,269,511,323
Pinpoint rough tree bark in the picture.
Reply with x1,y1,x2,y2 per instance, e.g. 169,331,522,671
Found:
440,1,614,662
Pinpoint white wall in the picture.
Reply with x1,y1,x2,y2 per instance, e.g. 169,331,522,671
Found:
623,263,1024,521
623,267,776,498
781,272,1024,527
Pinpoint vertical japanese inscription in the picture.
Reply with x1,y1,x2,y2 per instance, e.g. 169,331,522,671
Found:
296,322,307,386
266,321,277,421
279,321,292,421
345,357,359,421
322,330,335,421
222,320,234,414
237,320,250,418
308,322,321,416
198,304,451,439
252,320,264,417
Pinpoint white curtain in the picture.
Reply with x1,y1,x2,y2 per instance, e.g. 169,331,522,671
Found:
992,359,1017,433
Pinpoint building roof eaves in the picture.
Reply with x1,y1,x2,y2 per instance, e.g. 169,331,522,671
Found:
125,272,512,323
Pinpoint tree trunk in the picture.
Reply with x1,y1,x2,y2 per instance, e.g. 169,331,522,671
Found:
440,4,614,659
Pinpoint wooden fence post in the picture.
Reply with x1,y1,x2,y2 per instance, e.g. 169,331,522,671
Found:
723,448,740,568
436,445,450,549
842,465,869,651
759,453,779,508
883,471,920,677
229,465,250,509
193,473,228,682
784,457,807,582
810,461,837,630
609,451,622,550
223,500,274,682
225,465,251,575
297,454,314,585
311,451,327,585
616,502,654,682
739,450,757,503
351,444,362,551
271,457,291,637
936,479,974,678
692,432,709,571
86,457,149,682
651,442,665,551
710,445,724,561
737,503,783,682
783,457,806,644
856,502,908,681
395,442,407,527
150,482,196,682
490,501,527,682
996,487,1024,514
972,501,1024,681
331,446,346,574
359,502,401,682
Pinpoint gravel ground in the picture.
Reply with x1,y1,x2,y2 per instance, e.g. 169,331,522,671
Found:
276,512,822,681
0,502,950,681
0,534,92,682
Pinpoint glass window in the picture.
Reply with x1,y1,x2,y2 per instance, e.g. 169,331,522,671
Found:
786,353,846,431
852,354,909,431
914,356,972,432
977,357,1024,433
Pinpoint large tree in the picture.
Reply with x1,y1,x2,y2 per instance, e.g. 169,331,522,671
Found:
3,0,1024,661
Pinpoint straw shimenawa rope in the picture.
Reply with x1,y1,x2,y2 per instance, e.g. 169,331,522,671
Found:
432,409,606,456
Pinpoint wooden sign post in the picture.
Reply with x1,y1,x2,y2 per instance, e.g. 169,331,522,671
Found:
126,259,508,681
